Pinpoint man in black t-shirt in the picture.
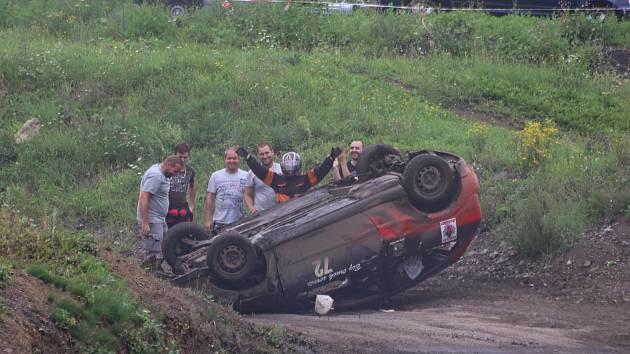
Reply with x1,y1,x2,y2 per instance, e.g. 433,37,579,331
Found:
333,140,363,181
166,142,197,228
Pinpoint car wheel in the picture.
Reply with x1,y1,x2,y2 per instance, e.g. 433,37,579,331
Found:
166,0,190,16
406,0,436,15
207,231,257,284
162,222,211,268
402,153,457,212
356,144,402,180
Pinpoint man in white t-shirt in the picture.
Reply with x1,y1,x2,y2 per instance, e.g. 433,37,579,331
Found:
204,147,248,234
244,143,282,214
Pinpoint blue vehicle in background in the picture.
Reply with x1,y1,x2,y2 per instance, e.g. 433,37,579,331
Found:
380,0,629,18
139,0,629,18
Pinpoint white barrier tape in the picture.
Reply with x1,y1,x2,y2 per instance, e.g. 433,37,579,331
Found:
223,0,623,12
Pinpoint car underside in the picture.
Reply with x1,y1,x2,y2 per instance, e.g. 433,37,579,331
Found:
161,146,482,313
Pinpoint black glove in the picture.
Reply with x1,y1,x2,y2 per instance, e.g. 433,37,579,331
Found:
330,146,342,160
236,147,249,158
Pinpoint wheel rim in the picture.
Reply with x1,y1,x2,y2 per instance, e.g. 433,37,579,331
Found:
417,165,443,195
174,234,199,257
218,244,246,273
170,5,185,16
409,0,434,15
175,236,191,257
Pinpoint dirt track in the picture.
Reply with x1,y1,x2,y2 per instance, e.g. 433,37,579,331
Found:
249,280,629,354
248,219,630,354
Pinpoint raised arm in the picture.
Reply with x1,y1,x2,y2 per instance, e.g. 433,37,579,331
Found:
338,152,351,179
237,147,280,188
332,158,342,181
306,147,340,187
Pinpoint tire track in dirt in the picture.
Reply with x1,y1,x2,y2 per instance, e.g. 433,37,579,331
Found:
248,283,626,354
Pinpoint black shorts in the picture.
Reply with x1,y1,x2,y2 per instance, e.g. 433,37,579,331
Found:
166,205,193,228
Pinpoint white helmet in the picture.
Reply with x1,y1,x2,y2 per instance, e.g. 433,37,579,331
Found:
281,152,302,176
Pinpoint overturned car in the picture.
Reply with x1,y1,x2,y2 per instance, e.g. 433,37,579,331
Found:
162,145,482,312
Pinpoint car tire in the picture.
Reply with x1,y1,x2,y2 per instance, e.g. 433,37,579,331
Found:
356,144,402,180
406,0,437,14
165,0,194,16
206,231,257,284
402,153,457,212
162,222,211,268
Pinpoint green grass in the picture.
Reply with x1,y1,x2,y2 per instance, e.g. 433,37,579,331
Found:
17,235,168,353
46,279,162,354
0,260,11,317
0,1,628,260
0,206,168,352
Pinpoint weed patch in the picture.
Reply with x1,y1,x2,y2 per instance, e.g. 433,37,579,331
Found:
512,119,560,174
0,261,11,317
496,146,629,256
28,262,169,352
1,215,172,353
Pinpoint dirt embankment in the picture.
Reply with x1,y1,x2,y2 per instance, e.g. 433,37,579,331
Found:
445,217,630,306
0,272,72,353
0,253,318,354
103,251,318,353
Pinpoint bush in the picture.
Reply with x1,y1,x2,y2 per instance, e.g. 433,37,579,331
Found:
0,261,10,317
12,229,168,353
512,119,559,173
497,146,630,256
466,122,490,155
27,264,69,290
499,191,587,256
0,262,11,284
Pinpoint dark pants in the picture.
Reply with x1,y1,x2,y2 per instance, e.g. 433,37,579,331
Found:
166,205,193,229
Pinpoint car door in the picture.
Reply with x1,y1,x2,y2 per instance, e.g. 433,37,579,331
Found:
482,0,517,12
514,0,562,14
449,0,481,9
272,212,381,300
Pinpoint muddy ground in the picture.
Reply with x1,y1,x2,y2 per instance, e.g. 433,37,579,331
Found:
0,272,73,353
249,218,630,354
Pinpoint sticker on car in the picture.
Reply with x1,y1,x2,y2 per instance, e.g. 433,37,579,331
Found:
313,256,333,278
440,218,457,243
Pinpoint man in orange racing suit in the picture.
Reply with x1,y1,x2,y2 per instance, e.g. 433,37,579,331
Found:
236,146,341,203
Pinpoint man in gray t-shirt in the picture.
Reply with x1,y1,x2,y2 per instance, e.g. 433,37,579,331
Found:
204,147,248,233
244,143,282,214
137,155,183,265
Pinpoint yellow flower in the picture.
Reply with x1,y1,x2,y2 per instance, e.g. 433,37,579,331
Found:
513,119,559,172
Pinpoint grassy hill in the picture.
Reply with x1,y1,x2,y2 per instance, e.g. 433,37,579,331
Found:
1,0,629,351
